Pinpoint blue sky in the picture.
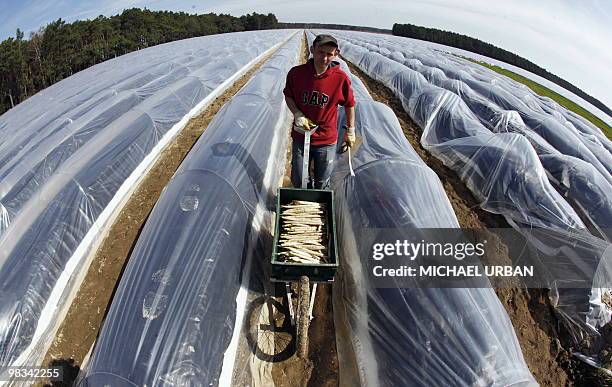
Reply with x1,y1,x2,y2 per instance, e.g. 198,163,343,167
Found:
1,0,610,109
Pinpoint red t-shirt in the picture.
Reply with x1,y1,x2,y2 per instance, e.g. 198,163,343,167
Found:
283,59,356,146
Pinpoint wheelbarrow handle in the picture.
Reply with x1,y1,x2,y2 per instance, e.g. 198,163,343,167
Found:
293,124,319,189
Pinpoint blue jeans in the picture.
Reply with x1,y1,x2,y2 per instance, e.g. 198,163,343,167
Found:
291,140,335,189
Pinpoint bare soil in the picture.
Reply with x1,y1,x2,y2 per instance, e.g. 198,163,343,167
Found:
40,47,279,386
269,33,339,387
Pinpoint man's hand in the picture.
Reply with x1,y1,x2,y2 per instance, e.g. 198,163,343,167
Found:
344,126,356,148
294,111,315,130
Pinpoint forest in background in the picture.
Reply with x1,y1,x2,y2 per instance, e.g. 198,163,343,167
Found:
0,9,277,114
0,9,608,120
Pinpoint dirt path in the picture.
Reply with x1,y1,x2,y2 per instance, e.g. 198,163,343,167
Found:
268,33,339,387
40,45,282,386
344,60,574,386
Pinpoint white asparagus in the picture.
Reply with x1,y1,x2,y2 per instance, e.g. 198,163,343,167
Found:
284,224,323,228
278,253,319,263
281,232,323,237
282,215,323,219
282,217,321,220
284,209,322,211
280,241,307,248
281,204,323,209
286,247,314,259
284,208,323,212
283,230,320,233
279,238,324,243
281,245,325,257
280,236,323,241
283,238,321,241
278,199,329,265
278,254,319,264
285,232,325,236
283,211,324,216
280,241,325,247
280,233,324,238
278,253,325,263
297,245,326,251
283,216,322,220
280,240,324,245
284,222,322,226
300,249,323,257
284,220,323,225
296,202,320,205
280,242,326,249
281,231,323,235
280,238,324,242
282,219,322,223
280,233,323,236
278,251,327,262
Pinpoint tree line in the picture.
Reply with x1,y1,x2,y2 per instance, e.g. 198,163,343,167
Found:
0,8,278,115
3,12,607,118
392,23,610,117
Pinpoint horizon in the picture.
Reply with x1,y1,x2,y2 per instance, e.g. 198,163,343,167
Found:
0,1,610,113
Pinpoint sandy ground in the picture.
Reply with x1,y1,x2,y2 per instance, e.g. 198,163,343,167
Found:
233,33,340,387
271,36,339,387
39,47,279,386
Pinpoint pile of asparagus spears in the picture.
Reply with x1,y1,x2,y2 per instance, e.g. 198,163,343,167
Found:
278,200,328,264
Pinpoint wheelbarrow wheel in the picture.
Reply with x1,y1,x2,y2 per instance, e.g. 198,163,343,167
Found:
296,275,310,358
247,296,294,362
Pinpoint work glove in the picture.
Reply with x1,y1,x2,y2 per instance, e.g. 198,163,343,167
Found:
294,111,316,131
344,126,356,148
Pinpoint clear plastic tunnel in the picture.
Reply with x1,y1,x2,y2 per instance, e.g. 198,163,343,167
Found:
330,94,536,386
79,34,301,386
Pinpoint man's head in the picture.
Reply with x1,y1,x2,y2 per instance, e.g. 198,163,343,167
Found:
311,34,339,71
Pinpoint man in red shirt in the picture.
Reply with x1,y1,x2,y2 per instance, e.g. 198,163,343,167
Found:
283,34,356,189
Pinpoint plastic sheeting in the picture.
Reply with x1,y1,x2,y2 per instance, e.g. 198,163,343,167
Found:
412,89,585,230
303,34,537,385
79,34,301,386
329,30,610,339
540,154,612,240
337,32,612,184
334,29,609,229
411,61,612,237
335,31,612,235
0,29,294,369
